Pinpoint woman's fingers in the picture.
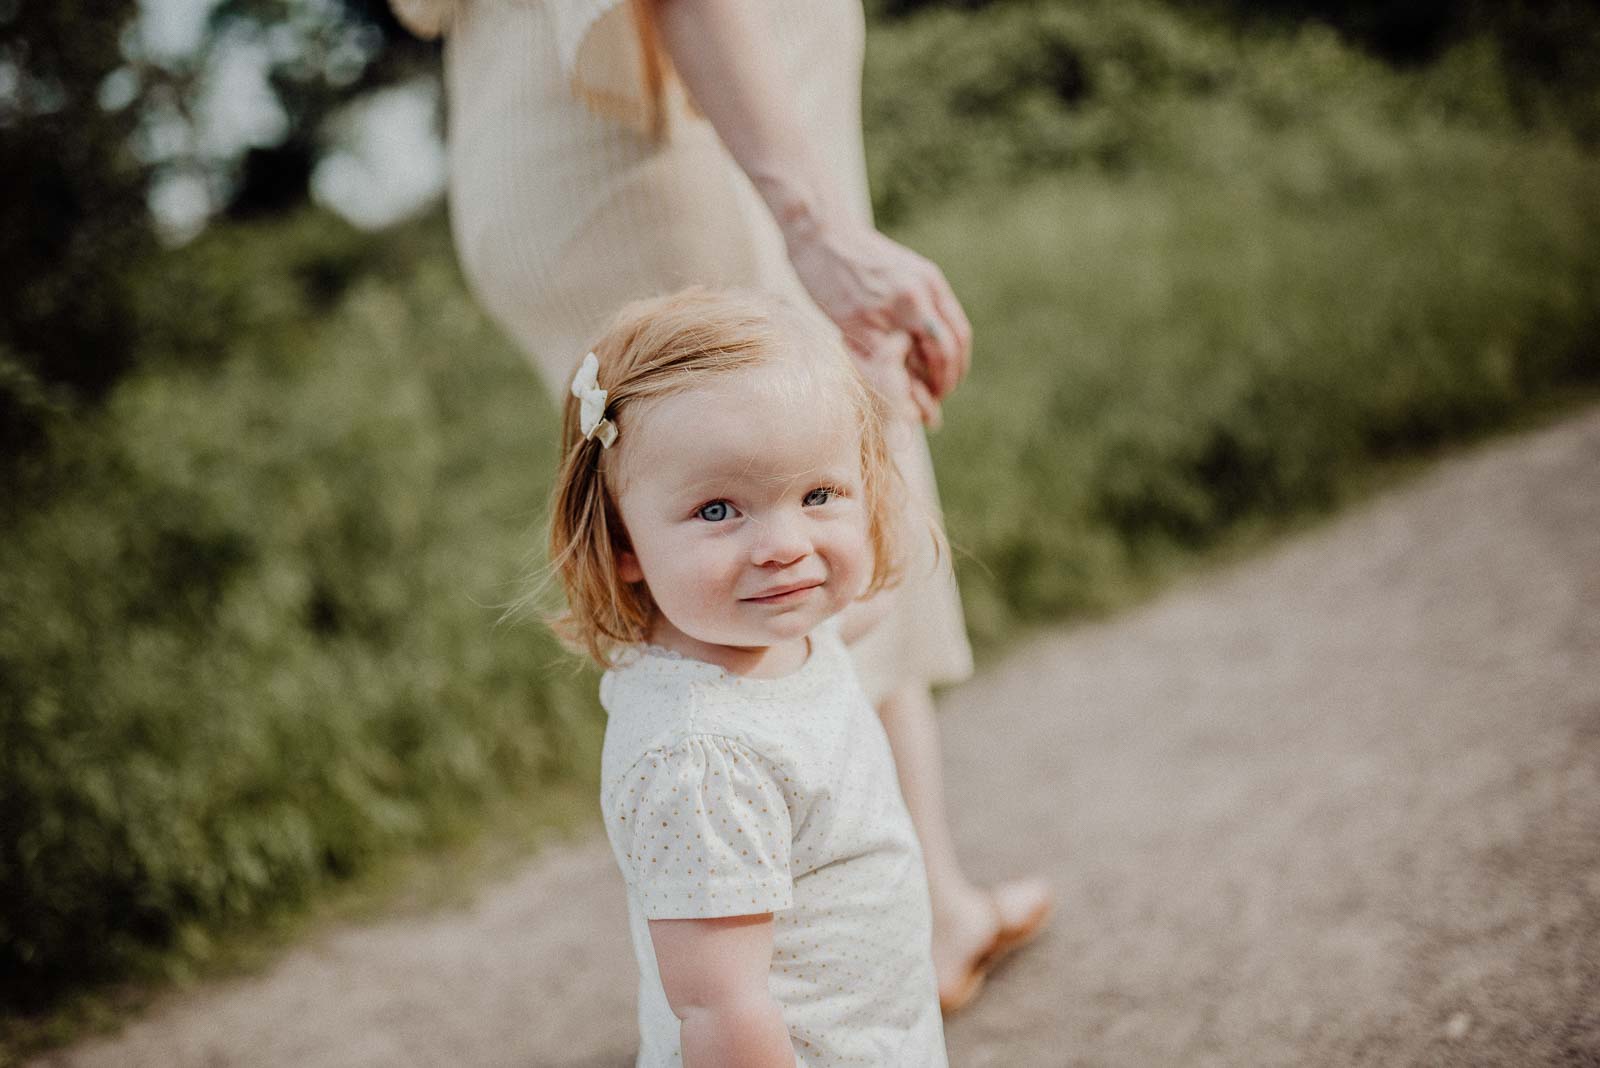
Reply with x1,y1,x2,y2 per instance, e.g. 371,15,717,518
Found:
928,271,973,387
896,264,969,401
908,374,942,429
906,310,958,400
902,341,947,429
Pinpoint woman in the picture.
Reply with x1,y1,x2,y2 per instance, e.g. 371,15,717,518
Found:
390,0,1049,1012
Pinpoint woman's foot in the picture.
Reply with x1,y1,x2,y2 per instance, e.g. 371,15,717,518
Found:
934,878,1054,1015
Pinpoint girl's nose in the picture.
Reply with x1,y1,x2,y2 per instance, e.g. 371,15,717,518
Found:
749,511,811,567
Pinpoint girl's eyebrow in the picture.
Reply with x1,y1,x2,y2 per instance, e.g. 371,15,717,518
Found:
670,458,777,487
667,470,744,495
669,463,854,498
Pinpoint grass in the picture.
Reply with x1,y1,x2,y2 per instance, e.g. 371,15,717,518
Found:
0,778,598,1066
913,135,1599,648
0,225,605,1019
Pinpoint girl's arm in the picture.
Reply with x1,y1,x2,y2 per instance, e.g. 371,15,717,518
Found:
648,913,796,1067
649,0,972,419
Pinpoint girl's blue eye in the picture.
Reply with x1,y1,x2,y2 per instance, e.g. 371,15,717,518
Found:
697,501,731,522
803,487,835,506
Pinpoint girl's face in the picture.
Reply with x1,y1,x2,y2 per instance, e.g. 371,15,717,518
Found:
611,361,871,668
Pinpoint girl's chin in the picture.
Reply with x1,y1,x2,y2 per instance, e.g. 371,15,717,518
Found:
661,602,838,651
697,619,819,651
721,626,813,649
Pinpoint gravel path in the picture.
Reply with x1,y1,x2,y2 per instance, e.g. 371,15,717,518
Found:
35,408,1600,1067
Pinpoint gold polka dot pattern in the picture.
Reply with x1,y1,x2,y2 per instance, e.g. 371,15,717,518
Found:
598,619,947,1066
615,736,794,917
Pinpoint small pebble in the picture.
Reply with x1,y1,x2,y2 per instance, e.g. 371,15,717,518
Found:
1444,1012,1472,1040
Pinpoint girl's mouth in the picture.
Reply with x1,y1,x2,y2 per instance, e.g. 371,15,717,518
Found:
742,581,823,605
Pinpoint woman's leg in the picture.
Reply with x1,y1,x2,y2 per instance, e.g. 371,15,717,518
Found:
875,682,1052,1006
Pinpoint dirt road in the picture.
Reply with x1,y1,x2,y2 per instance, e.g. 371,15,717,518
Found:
36,408,1600,1067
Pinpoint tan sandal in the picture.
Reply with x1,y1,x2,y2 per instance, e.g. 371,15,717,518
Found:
939,880,1054,1015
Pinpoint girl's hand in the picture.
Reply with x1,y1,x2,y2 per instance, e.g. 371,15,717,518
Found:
648,914,796,1067
783,217,973,412
851,329,942,428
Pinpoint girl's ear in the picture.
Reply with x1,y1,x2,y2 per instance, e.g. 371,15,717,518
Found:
618,550,644,584
607,499,642,583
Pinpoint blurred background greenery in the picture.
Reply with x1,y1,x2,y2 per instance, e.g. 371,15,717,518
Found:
2,0,1597,1032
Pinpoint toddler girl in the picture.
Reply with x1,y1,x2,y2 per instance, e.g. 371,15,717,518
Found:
544,287,947,1066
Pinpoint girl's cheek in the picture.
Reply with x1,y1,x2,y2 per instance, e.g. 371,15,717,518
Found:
688,541,738,586
837,511,872,558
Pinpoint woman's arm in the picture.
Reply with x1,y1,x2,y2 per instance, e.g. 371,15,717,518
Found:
649,0,973,418
648,913,796,1067
837,585,895,646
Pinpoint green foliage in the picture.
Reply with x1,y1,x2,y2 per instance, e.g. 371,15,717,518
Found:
0,214,599,1007
0,0,152,430
877,0,1600,112
917,143,1600,644
863,0,1597,225
0,0,441,459
4,0,1599,1021
864,4,1600,646
205,0,443,218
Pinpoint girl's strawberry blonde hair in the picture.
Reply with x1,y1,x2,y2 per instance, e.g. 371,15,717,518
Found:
542,286,908,667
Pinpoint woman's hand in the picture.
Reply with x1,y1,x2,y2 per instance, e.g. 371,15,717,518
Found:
783,217,973,422
649,0,973,423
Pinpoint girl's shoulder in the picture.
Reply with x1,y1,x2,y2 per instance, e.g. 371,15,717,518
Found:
598,643,701,719
598,649,704,792
599,713,791,823
597,626,853,799
598,645,779,797
601,619,850,712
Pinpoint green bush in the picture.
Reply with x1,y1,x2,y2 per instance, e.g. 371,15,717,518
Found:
862,0,1588,224
917,138,1600,645
0,217,599,1006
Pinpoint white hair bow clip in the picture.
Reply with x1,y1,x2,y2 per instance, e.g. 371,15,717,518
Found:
570,351,617,448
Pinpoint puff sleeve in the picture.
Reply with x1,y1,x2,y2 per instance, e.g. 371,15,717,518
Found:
611,735,795,920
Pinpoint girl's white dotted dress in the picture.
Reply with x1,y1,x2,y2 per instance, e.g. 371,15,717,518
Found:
599,619,947,1066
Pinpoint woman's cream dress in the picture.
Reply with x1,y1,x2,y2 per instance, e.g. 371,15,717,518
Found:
393,0,972,700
